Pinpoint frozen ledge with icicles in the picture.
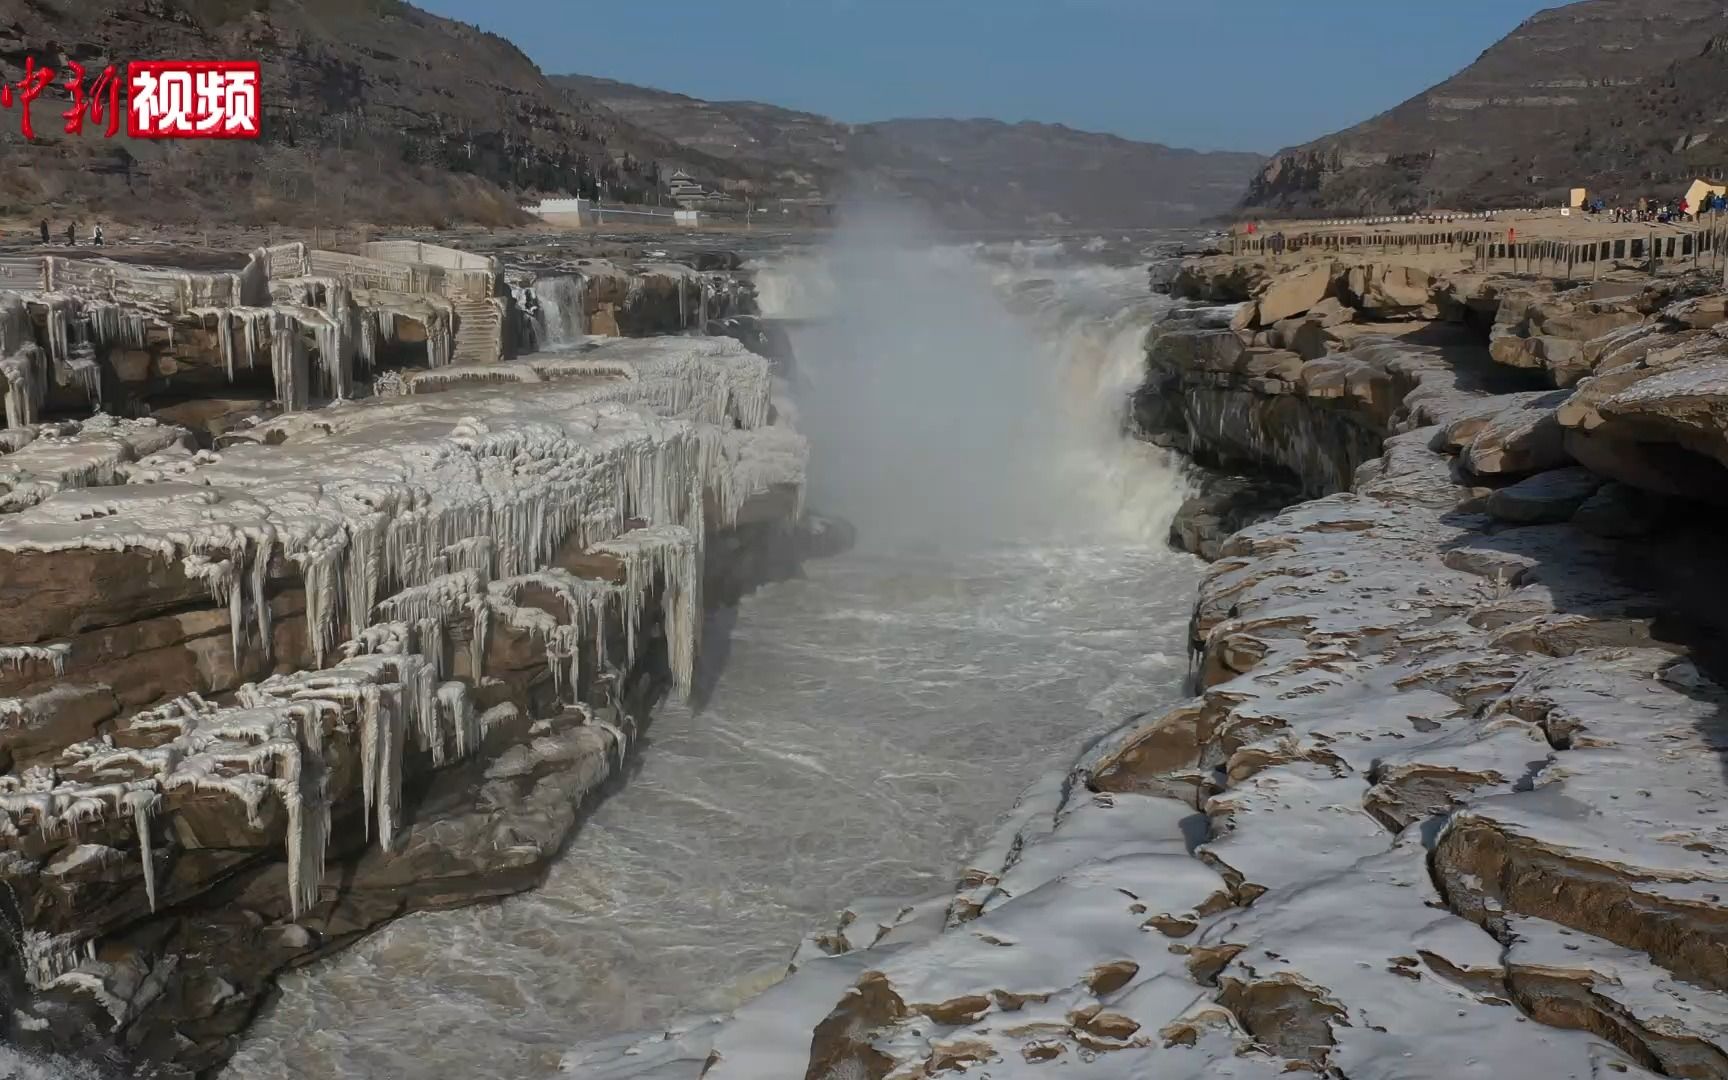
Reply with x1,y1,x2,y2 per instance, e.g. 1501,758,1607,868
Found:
0,333,812,1072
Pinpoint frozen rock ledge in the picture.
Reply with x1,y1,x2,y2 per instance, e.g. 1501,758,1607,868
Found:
0,334,817,1076
571,289,1728,1077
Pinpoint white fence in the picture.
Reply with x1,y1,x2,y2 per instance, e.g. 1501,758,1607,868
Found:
359,241,495,273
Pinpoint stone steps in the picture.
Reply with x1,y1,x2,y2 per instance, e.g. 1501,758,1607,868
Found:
450,298,502,365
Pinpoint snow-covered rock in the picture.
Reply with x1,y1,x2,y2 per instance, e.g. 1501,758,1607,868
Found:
0,331,814,1073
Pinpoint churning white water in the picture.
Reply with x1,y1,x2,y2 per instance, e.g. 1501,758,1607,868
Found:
533,275,589,347
226,226,1201,1080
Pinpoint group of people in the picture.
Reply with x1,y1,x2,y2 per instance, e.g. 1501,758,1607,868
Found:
38,219,103,247
1591,194,1726,224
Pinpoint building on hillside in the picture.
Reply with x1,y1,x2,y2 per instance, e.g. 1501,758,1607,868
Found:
667,171,705,198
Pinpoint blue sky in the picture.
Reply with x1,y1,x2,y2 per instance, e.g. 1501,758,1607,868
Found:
416,0,1554,153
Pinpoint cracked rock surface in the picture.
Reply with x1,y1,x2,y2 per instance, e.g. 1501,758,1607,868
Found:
573,262,1728,1078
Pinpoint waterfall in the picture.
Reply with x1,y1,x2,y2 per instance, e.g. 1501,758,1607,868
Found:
532,275,588,349
749,253,837,321
781,209,1188,549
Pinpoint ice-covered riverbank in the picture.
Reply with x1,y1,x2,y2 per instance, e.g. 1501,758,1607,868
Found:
229,231,1206,1078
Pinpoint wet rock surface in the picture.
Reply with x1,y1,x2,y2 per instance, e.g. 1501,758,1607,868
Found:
570,257,1728,1078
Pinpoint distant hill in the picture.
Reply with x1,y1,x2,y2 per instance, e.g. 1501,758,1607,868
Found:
0,0,1261,228
1244,0,1728,216
556,74,1266,228
0,0,758,226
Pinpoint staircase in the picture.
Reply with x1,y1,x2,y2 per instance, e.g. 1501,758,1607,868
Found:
450,297,505,365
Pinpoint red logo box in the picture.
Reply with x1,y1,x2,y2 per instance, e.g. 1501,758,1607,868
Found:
127,61,259,139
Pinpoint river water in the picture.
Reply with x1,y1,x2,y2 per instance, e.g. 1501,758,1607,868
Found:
226,230,1201,1079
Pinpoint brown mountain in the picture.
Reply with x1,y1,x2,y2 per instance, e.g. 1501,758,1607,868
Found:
0,0,1259,228
1244,0,1728,216
556,74,1267,228
0,0,754,226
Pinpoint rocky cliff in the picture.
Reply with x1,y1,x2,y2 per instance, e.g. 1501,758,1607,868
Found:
0,235,829,1076
1245,0,1728,215
0,0,758,226
569,246,1728,1078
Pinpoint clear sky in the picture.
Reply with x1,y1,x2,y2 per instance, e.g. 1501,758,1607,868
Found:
414,0,1555,154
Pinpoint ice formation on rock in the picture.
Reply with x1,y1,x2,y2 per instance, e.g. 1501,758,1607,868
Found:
0,336,802,946
590,526,700,699
0,231,808,1072
0,242,497,428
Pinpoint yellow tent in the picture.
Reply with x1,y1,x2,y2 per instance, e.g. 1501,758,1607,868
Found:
1569,187,1588,209
1684,178,1726,210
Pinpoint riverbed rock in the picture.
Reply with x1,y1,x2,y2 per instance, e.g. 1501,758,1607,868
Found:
1169,256,1272,304
1168,473,1304,561
1595,359,1728,468
1570,481,1664,538
602,318,1727,1077
1484,467,1602,524
1344,261,1436,318
1254,262,1335,325
1461,390,1573,475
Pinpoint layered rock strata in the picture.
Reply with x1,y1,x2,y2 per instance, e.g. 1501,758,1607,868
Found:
571,259,1728,1078
0,245,759,447
0,333,812,1076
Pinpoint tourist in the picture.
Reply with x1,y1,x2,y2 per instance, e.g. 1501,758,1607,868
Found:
1269,231,1286,259
38,219,47,244
90,223,104,247
64,221,75,246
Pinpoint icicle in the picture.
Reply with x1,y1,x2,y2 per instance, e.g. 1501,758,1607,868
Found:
240,308,268,372
590,526,700,699
215,308,236,382
425,308,453,369
0,292,33,354
305,303,352,401
359,684,381,840
591,713,629,771
468,599,488,685
43,294,73,369
0,644,70,675
435,682,478,762
376,683,403,850
295,543,347,669
279,712,327,920
269,310,311,411
0,345,47,428
125,789,160,913
250,537,274,662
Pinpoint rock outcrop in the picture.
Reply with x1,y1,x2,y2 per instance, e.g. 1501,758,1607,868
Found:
0,236,820,1077
569,251,1728,1078
0,244,759,451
